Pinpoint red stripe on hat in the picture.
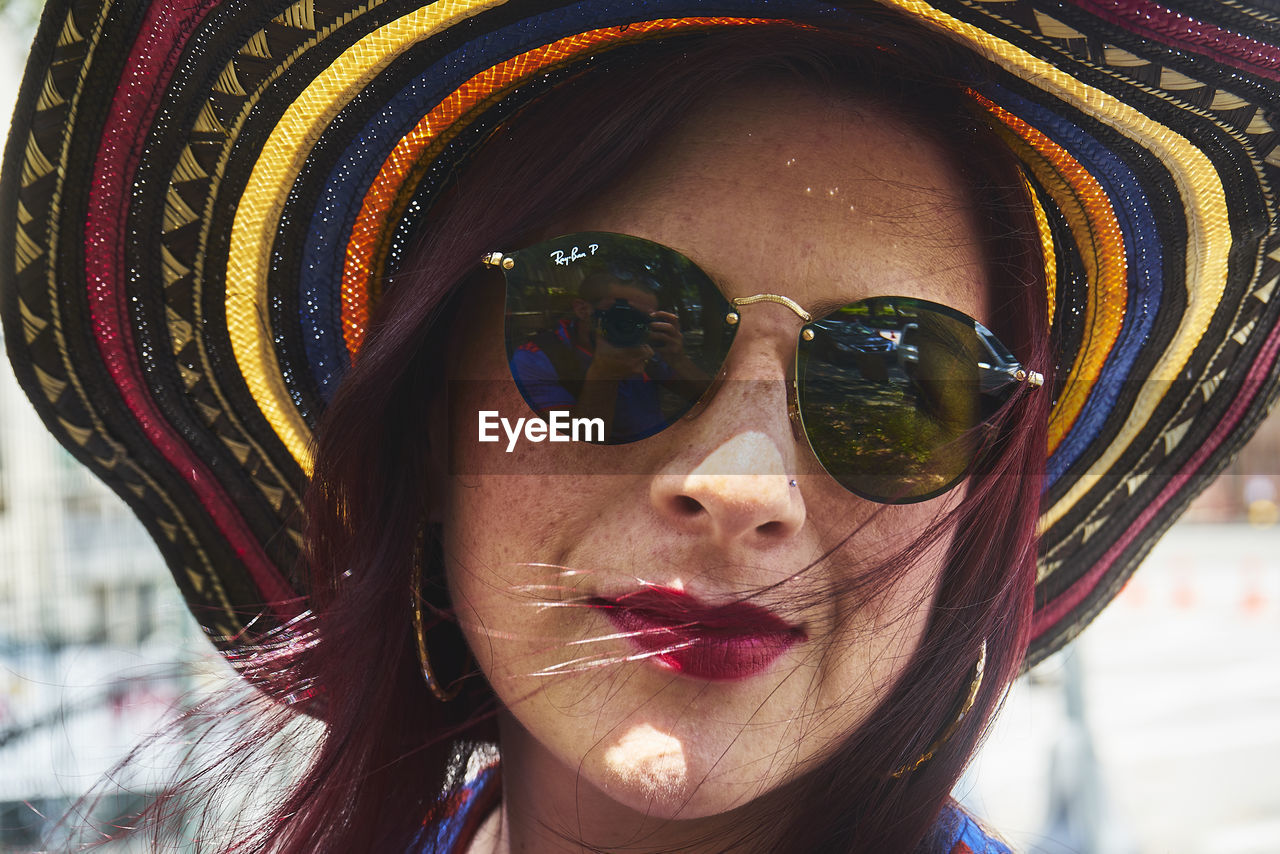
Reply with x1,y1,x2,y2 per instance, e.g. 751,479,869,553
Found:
83,0,298,615
1074,1,1280,80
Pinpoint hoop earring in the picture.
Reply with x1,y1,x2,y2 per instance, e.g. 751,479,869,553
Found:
410,530,468,703
891,639,987,778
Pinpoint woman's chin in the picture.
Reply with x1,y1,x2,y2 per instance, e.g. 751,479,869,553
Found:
502,693,786,825
576,711,797,822
494,635,863,823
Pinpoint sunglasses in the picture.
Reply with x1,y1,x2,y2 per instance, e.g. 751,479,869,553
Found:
482,232,1042,504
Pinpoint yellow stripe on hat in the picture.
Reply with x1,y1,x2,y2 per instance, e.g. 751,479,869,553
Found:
1023,172,1057,325
881,0,1229,534
225,0,509,473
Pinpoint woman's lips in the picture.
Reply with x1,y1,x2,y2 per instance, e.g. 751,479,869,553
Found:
588,587,806,681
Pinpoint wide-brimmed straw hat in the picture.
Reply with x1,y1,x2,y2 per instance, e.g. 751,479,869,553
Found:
3,0,1279,670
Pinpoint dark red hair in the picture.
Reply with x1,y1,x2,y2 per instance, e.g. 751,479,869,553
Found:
95,10,1049,854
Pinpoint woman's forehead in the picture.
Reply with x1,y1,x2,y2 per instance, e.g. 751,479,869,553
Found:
558,82,989,322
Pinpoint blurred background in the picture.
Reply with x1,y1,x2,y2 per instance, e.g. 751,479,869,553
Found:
0,1,1277,851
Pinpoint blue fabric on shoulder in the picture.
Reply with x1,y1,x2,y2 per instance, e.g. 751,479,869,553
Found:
932,802,1013,854
412,755,501,853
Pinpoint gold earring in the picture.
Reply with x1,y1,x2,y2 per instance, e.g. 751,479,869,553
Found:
891,639,987,778
410,534,465,703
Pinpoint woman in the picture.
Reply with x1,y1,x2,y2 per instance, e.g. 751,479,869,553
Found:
3,1,1278,852
294,24,1049,852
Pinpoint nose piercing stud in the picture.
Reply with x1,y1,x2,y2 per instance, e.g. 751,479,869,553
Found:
789,479,798,488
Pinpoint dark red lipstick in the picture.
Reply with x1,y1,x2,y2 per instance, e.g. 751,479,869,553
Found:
589,587,805,681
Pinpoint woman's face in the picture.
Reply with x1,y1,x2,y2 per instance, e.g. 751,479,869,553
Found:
444,83,989,827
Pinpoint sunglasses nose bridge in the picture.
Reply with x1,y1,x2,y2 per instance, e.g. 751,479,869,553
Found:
730,293,813,323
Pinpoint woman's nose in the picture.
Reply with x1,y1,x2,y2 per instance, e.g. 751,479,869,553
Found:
649,379,806,549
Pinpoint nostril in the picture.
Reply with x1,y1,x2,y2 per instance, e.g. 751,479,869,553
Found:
673,495,703,517
756,520,785,537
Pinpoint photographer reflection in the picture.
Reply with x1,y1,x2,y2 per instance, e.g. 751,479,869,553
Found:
510,267,709,442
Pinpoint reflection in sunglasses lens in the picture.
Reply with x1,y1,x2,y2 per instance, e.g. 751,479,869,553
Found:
503,233,734,444
798,298,997,503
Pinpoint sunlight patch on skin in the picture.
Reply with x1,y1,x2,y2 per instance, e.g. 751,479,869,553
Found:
603,723,689,802
680,430,787,477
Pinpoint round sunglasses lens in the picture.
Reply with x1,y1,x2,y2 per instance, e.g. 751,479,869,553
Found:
798,299,997,503
502,233,735,444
